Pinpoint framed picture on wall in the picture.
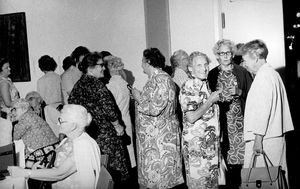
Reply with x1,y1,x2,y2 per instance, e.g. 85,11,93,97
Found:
0,12,31,82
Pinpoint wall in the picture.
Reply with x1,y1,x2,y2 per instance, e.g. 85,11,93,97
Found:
221,0,285,69
0,0,147,96
0,0,286,96
169,0,221,69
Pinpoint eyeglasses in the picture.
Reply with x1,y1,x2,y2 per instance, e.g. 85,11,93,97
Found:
218,51,232,56
58,117,68,125
96,63,105,68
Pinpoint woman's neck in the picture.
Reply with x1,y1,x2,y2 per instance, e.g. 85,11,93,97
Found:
220,63,233,71
66,130,83,140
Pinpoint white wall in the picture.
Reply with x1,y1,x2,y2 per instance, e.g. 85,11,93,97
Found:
1,0,286,97
221,0,285,69
0,0,147,96
169,0,222,69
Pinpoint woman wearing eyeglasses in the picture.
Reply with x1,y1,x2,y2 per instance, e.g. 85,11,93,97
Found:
11,99,59,168
9,104,101,189
68,52,131,187
207,39,253,189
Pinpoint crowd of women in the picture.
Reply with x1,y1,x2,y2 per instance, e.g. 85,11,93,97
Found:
1,38,294,189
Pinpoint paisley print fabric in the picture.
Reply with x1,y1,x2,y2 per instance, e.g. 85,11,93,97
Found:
136,69,183,189
216,68,245,165
179,78,220,189
68,74,130,181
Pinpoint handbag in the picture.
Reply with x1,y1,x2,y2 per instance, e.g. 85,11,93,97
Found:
241,151,288,189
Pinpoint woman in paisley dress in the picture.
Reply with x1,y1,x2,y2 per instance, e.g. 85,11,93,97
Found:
68,52,131,187
179,51,221,189
207,39,253,189
9,104,101,189
131,48,184,189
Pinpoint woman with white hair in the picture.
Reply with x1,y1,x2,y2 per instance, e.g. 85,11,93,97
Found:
12,98,59,166
105,55,136,169
8,104,101,189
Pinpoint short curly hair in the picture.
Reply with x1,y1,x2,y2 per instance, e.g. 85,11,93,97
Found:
241,39,268,59
143,48,165,69
189,51,211,67
38,55,57,72
212,39,237,56
170,49,189,68
105,55,124,71
78,52,103,74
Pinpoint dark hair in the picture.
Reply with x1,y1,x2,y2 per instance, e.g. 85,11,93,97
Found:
143,48,165,69
62,56,76,71
78,52,103,74
0,58,9,72
38,55,57,72
71,46,90,63
100,51,112,58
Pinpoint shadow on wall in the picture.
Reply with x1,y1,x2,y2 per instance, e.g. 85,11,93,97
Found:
123,69,135,86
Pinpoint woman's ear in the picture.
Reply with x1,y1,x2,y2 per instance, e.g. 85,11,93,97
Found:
188,66,193,74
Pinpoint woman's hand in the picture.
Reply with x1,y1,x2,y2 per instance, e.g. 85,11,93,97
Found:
131,88,141,102
114,124,124,136
253,134,264,155
7,166,28,177
228,86,242,97
208,91,221,104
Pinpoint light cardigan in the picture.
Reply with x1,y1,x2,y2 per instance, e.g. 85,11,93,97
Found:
73,133,101,189
243,63,294,141
53,132,101,189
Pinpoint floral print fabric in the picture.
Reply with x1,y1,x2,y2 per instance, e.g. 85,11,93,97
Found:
68,74,130,181
216,69,245,165
136,69,183,189
13,110,58,157
179,78,220,189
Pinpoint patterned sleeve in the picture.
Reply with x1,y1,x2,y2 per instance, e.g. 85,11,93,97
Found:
179,79,203,113
138,75,169,116
95,84,119,122
13,119,30,140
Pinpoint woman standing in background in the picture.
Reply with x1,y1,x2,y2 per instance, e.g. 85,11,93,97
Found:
208,39,253,189
0,58,19,118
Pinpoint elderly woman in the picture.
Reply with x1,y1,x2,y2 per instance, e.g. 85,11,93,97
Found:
68,52,131,187
0,58,20,119
25,91,46,120
106,55,136,169
131,48,183,189
11,98,58,168
8,104,101,189
179,51,221,189
207,39,253,188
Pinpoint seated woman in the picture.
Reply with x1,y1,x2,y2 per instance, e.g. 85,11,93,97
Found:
25,91,46,120
8,104,101,189
11,98,59,168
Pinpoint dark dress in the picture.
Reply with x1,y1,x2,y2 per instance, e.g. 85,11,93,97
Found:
68,74,130,181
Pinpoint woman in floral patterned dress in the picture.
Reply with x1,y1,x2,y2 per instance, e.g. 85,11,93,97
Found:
132,48,183,189
207,39,253,189
179,51,221,189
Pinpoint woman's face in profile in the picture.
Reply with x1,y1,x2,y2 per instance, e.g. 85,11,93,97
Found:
27,97,40,109
1,62,11,77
